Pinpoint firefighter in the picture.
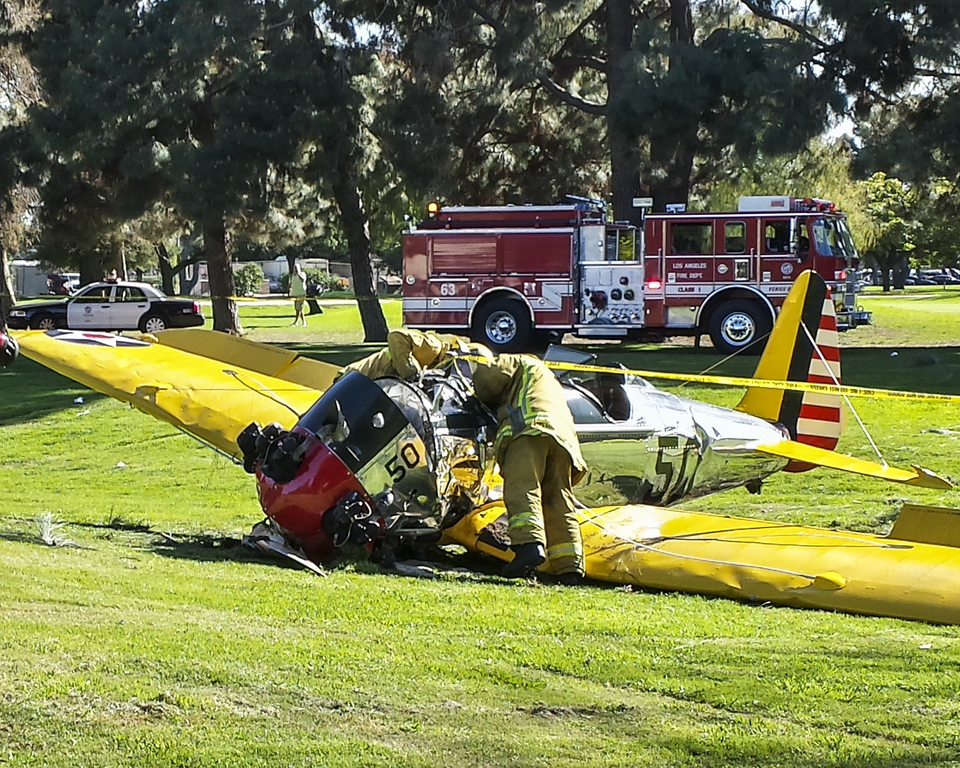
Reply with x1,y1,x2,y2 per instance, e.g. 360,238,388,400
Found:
471,354,587,584
341,328,490,381
289,263,308,327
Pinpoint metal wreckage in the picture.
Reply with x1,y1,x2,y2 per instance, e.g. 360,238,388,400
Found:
13,271,960,624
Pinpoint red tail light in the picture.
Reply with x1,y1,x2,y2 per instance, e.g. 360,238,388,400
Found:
193,301,202,315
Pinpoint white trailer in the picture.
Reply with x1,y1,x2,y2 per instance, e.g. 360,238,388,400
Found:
11,261,53,299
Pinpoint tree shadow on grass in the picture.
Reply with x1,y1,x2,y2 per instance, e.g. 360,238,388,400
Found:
842,345,960,394
143,529,640,589
288,342,383,368
0,357,107,425
148,530,311,569
654,734,957,768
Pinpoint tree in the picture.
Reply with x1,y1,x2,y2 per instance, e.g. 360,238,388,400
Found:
910,179,960,269
261,7,389,342
703,137,874,248
861,172,917,291
373,2,611,209
19,2,391,339
0,0,42,318
21,1,310,333
783,2,960,204
375,2,847,222
379,1,960,229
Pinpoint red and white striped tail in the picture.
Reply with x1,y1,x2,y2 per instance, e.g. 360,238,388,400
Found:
738,271,846,471
786,294,844,472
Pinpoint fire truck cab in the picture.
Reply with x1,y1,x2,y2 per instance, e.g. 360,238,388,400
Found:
642,195,870,353
401,196,870,354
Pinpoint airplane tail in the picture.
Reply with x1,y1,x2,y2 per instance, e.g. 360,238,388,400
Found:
736,271,843,467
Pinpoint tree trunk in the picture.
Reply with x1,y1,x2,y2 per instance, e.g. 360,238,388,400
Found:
290,11,387,341
606,0,642,226
110,236,127,280
331,146,388,343
164,236,204,296
156,242,176,295
203,216,242,334
79,251,100,287
190,87,240,333
0,247,15,326
649,139,696,211
649,0,696,211
892,255,908,290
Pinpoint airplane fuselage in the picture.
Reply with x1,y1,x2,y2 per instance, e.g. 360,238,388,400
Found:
566,381,791,508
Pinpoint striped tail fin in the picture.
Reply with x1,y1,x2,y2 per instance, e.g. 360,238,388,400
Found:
736,271,843,467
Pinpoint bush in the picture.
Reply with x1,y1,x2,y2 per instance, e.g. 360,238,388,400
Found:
307,269,342,292
234,262,265,297
280,268,343,294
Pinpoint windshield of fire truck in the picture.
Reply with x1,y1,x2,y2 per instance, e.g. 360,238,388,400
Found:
811,217,858,261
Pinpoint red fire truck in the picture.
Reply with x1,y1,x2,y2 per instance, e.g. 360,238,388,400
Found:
401,196,870,354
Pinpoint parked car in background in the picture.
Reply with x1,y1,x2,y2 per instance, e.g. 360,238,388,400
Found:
46,272,81,295
920,268,960,285
7,281,204,333
906,269,937,286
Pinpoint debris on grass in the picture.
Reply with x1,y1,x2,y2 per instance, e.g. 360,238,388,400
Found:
35,511,77,548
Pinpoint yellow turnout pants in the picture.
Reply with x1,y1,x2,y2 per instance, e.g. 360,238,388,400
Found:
500,433,584,575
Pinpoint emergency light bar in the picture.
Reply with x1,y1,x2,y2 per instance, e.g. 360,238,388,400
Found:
738,195,838,213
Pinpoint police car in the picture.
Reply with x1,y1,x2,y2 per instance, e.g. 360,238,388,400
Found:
7,281,205,333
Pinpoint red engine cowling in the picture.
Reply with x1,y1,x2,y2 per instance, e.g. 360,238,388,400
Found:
256,431,371,562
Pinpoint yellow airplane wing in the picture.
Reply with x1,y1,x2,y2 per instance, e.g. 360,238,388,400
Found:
14,329,322,459
150,329,341,391
443,501,960,625
755,440,952,489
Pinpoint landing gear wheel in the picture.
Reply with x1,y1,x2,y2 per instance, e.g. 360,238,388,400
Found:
707,300,771,355
471,298,532,353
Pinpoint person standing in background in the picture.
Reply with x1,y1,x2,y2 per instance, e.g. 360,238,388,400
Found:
289,263,307,327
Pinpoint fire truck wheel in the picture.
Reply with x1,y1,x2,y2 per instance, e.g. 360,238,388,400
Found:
471,298,532,353
707,300,772,355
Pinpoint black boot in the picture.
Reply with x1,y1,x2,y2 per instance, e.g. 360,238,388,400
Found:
502,542,546,579
555,571,583,587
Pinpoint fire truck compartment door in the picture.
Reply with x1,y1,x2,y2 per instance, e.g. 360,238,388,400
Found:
579,263,645,325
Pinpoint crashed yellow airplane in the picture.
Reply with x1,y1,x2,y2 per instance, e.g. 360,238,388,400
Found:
13,271,960,624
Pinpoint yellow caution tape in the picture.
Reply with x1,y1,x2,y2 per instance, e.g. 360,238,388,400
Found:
537,359,960,403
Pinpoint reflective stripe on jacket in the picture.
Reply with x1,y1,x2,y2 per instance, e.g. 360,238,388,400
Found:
472,354,586,483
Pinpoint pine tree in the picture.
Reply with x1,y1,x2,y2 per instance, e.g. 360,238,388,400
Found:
0,0,42,319
18,1,391,338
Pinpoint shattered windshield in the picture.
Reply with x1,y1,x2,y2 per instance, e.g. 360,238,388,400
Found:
297,371,413,474
812,217,858,260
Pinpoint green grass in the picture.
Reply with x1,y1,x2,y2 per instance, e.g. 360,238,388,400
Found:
848,288,960,347
2,293,960,766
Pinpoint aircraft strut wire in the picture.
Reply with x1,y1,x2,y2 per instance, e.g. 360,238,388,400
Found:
577,517,911,585
528,358,960,403
799,320,887,467
223,369,303,418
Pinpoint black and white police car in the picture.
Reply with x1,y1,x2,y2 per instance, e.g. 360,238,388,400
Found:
7,281,205,333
